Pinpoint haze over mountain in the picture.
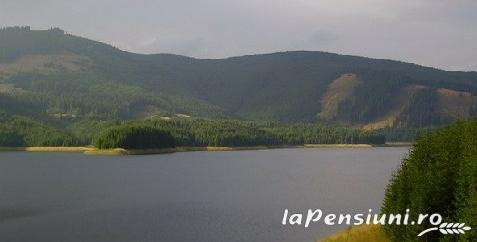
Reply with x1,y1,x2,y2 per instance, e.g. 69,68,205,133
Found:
1,27,477,130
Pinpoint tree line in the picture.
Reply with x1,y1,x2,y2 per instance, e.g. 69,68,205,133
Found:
90,118,386,149
94,124,175,149
382,119,477,241
0,111,77,146
2,110,441,148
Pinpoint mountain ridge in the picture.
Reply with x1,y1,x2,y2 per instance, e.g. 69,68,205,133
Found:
1,26,477,129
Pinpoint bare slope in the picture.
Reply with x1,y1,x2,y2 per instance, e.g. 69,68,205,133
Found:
319,73,362,121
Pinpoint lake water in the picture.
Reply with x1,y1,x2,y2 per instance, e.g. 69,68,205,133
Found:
0,147,408,242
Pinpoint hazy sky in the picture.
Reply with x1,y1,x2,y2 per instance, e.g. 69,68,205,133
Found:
0,0,476,71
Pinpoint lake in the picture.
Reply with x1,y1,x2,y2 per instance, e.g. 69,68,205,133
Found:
0,147,408,242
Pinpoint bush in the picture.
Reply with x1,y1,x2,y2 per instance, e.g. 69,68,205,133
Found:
93,125,175,149
382,119,477,241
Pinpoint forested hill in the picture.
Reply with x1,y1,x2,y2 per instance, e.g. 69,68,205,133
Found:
1,26,477,129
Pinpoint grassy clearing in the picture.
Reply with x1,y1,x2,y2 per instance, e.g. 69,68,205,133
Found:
319,225,390,242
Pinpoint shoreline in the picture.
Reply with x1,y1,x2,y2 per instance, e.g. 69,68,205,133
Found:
0,147,94,152
0,143,413,155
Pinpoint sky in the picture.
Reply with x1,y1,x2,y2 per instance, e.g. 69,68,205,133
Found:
0,0,476,71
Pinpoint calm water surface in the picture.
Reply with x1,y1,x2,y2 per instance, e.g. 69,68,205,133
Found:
0,147,408,242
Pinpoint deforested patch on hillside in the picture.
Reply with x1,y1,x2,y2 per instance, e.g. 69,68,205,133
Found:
0,52,91,77
0,83,26,95
362,84,425,130
436,88,477,120
319,73,361,121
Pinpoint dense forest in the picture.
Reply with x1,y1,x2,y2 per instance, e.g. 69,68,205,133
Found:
90,118,386,149
0,111,77,146
0,110,387,147
132,118,385,147
1,27,476,129
94,125,175,149
382,119,477,241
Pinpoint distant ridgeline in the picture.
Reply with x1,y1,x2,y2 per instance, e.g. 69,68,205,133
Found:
1,26,477,146
382,118,477,241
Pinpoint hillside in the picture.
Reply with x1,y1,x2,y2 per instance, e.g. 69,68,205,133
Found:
1,26,477,129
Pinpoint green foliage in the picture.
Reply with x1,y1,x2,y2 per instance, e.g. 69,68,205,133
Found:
377,127,436,142
0,26,65,61
395,88,441,127
66,119,120,144
94,118,386,147
0,90,48,119
0,130,25,146
382,119,477,241
337,71,405,123
93,125,175,149
0,111,77,146
4,72,226,120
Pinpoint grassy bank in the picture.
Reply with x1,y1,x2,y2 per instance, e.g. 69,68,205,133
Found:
0,143,410,155
382,142,414,147
84,146,302,155
304,144,373,148
319,225,390,242
0,146,94,152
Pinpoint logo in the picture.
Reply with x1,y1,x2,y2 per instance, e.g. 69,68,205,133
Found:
418,222,472,237
281,209,472,237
